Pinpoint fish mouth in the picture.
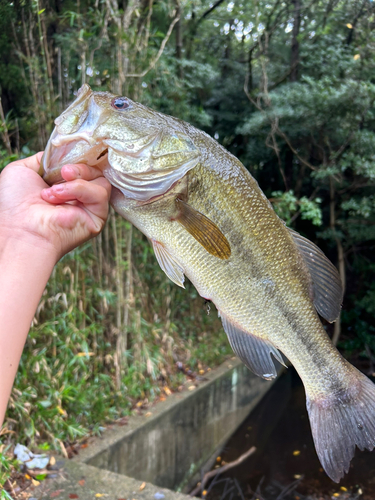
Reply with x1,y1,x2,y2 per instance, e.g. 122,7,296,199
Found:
40,125,199,202
40,129,160,186
41,128,108,185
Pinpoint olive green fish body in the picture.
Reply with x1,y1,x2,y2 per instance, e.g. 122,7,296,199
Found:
112,137,353,398
41,85,375,483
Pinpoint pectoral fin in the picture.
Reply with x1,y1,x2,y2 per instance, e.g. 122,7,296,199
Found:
220,312,285,380
288,228,343,322
151,239,185,288
175,199,231,260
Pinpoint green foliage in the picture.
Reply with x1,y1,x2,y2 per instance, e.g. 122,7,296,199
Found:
6,226,231,446
271,190,322,226
0,447,19,495
238,77,375,176
342,196,375,219
0,149,17,172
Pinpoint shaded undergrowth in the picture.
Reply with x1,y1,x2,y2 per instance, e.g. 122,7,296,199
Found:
2,217,231,451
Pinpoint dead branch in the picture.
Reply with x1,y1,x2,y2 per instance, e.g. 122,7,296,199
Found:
275,476,304,500
58,439,68,458
5,479,17,498
266,119,288,189
90,6,110,70
244,72,317,173
249,475,266,500
190,446,256,497
123,14,180,78
275,127,317,171
243,15,318,174
143,0,154,51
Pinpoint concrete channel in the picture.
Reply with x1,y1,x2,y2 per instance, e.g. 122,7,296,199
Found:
34,359,282,500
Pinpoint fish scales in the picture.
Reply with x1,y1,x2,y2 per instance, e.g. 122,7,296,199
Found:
41,84,375,483
120,153,351,397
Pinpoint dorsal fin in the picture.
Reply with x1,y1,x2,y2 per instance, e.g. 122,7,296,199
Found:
151,239,185,288
220,312,285,380
175,198,231,260
288,228,343,323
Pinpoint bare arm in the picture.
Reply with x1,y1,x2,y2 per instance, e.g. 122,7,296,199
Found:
0,152,111,427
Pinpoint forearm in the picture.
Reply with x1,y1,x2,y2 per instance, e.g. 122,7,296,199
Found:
0,233,57,427
0,156,110,429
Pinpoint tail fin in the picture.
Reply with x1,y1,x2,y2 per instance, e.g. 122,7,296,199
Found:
306,370,375,482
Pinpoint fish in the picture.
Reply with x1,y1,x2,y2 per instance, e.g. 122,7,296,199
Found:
41,83,375,482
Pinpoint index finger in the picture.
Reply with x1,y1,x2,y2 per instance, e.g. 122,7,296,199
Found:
61,163,104,182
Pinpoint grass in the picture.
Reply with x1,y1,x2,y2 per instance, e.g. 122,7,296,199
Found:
0,446,19,495
2,220,232,452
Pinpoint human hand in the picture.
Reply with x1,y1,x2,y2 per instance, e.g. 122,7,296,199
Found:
0,152,111,262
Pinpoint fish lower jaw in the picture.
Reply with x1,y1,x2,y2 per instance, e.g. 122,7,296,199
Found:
42,136,108,185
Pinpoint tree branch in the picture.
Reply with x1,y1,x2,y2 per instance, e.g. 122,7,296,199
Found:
244,57,317,173
123,14,180,78
197,0,226,25
190,446,256,497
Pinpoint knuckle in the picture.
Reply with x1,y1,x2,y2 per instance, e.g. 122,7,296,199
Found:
79,164,98,180
94,179,111,197
92,220,104,236
73,178,86,189
98,185,110,203
77,164,89,177
102,180,112,198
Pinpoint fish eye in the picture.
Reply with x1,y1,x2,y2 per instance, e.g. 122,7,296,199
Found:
111,97,131,110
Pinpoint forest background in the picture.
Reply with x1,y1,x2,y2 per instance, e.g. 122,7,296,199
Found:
0,0,375,468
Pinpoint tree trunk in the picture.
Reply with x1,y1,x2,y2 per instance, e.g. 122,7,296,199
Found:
175,1,183,78
330,177,346,346
0,97,12,155
122,225,134,369
290,0,301,82
112,213,124,389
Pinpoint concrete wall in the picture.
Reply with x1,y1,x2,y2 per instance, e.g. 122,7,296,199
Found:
76,359,281,491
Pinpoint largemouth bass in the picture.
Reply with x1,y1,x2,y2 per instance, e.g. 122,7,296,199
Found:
41,84,375,482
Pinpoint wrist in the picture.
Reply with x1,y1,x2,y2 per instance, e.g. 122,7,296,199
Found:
0,225,60,266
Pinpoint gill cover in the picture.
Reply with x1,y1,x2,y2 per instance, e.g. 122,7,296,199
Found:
104,130,200,201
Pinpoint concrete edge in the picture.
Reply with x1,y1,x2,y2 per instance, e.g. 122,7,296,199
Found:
75,358,243,465
34,459,196,500
32,358,285,499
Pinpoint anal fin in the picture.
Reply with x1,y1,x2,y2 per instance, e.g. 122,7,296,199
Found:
151,240,185,288
220,312,285,380
175,198,231,260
